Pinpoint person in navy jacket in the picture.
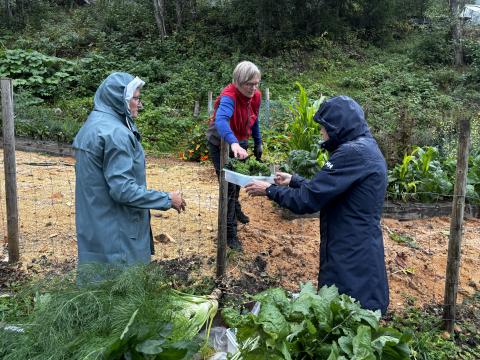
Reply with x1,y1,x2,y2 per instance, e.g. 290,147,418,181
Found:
245,95,389,314
206,61,263,251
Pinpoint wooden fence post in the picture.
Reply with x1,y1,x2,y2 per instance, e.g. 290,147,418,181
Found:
265,88,270,130
1,78,20,263
216,139,229,278
443,117,470,332
208,91,213,118
193,100,200,118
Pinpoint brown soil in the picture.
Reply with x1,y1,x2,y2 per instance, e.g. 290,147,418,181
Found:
1,150,479,311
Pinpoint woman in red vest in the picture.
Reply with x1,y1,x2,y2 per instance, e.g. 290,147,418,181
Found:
206,61,263,251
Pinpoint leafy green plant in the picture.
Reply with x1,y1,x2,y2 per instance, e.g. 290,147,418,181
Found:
0,264,218,360
287,82,326,152
282,142,328,179
181,122,209,162
228,157,271,176
389,231,419,249
388,146,454,202
223,282,412,359
11,94,83,143
390,307,465,360
136,106,194,153
0,49,76,98
467,150,480,204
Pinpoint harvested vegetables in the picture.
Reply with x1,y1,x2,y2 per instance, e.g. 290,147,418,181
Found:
227,157,271,176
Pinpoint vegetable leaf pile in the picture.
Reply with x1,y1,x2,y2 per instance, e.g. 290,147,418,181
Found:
227,157,271,176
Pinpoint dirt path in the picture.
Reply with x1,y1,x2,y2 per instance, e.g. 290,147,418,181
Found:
1,150,479,310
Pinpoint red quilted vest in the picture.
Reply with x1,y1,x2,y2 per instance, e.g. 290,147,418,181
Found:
211,83,261,141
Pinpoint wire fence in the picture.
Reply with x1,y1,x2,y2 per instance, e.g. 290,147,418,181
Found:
0,82,479,331
0,147,479,309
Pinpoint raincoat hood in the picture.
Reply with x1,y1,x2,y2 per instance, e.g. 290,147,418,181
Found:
93,72,144,125
314,95,371,152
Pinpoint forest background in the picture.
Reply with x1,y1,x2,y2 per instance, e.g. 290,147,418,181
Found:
1,0,480,169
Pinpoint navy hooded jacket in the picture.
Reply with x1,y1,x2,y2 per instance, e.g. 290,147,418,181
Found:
266,96,389,314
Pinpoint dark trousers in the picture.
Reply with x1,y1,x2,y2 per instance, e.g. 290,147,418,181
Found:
208,140,248,239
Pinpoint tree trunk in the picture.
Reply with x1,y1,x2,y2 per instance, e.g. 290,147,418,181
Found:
189,0,197,20
175,0,183,31
450,0,464,66
153,0,167,40
5,0,13,20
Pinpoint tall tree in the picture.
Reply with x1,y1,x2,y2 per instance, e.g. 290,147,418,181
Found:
450,0,464,66
175,0,183,31
4,0,13,21
153,0,167,39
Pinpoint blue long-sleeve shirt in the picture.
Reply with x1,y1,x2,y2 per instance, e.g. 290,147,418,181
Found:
214,96,262,145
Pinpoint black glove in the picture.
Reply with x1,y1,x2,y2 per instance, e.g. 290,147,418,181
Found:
254,144,263,161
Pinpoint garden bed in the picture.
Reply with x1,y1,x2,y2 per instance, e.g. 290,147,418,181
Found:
0,150,479,312
280,201,480,221
0,137,74,157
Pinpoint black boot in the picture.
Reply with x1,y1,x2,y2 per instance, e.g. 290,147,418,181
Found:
227,227,243,251
235,203,250,224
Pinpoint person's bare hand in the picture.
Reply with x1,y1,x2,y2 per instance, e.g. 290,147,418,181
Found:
245,180,271,197
231,143,248,159
170,191,186,213
274,172,292,186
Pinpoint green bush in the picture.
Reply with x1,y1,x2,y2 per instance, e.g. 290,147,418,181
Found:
0,49,76,99
136,106,194,153
411,31,453,66
181,122,209,162
464,38,480,83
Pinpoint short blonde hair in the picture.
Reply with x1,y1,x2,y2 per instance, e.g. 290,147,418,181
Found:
233,61,261,86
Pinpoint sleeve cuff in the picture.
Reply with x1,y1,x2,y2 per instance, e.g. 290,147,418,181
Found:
225,134,239,145
289,174,301,188
266,184,277,199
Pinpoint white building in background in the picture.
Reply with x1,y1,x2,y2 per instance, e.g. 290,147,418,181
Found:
462,4,480,24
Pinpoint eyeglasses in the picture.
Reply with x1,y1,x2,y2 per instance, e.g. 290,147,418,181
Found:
243,81,261,88
132,96,141,102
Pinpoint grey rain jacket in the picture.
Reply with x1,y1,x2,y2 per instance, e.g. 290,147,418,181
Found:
73,72,172,265
266,96,389,314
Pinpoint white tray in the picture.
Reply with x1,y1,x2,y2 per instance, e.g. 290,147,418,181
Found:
224,169,275,187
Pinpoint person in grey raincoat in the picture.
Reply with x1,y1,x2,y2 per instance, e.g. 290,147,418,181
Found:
73,72,186,266
245,96,389,314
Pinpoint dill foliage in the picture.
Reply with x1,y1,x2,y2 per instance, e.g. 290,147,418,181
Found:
0,264,211,359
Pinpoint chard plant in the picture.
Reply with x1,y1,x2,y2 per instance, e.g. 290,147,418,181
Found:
223,282,412,360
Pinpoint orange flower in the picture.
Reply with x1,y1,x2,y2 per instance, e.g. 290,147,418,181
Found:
200,154,209,161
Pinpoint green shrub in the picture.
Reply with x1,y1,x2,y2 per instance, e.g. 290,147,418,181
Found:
411,32,453,66
181,122,209,162
464,38,480,83
136,106,194,153
0,49,76,99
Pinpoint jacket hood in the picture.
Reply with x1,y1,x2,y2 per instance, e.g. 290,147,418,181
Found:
93,72,135,120
313,95,371,152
